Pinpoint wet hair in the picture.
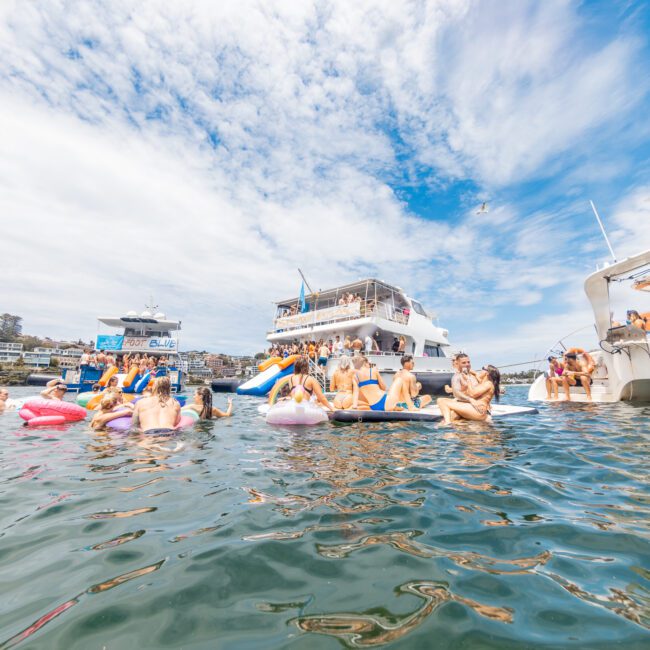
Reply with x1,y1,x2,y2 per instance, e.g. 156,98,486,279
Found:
547,356,556,362
108,376,118,387
294,357,310,375
338,356,352,371
627,310,640,319
352,355,367,370
100,392,120,411
400,355,413,367
453,353,469,361
196,386,213,419
152,376,172,405
565,352,578,360
485,365,501,402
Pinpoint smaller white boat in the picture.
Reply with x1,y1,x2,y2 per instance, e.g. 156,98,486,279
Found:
528,248,650,403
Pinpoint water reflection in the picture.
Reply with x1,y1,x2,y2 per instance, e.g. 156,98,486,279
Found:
292,580,513,647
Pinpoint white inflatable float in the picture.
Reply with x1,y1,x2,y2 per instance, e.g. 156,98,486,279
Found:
263,378,329,425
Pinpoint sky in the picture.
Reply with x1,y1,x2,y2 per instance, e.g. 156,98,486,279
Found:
1,0,649,368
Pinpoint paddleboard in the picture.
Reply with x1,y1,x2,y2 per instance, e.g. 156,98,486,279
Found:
331,403,538,423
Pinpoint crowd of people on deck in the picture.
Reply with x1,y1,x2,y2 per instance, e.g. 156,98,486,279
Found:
79,349,170,373
544,349,596,401
268,333,407,361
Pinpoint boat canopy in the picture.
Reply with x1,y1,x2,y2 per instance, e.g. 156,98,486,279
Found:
98,316,181,332
275,279,433,316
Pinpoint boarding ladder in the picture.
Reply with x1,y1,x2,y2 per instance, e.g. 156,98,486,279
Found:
308,358,329,393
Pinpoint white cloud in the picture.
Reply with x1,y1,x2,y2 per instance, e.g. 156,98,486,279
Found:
0,1,647,362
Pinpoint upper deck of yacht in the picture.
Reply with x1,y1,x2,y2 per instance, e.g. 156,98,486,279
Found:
268,279,450,354
96,310,181,354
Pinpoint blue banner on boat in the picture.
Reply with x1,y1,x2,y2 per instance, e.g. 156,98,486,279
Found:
96,335,124,351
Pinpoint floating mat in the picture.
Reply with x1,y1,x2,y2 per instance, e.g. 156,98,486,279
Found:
331,403,538,423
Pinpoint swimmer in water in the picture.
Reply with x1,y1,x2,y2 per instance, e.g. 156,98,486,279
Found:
91,392,133,431
131,376,180,434
40,380,68,401
186,387,233,419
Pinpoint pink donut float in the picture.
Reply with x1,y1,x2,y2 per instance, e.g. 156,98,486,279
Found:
19,399,87,428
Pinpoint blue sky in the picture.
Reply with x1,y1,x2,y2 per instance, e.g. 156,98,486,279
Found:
1,0,649,366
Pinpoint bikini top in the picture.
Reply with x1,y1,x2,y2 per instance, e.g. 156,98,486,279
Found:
357,368,379,388
290,375,313,395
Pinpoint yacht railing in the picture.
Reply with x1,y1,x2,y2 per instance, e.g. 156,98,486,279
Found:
269,300,410,335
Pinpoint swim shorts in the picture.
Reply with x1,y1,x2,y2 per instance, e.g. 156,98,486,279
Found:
143,428,176,436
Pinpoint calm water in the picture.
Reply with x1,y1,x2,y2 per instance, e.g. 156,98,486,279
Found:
1,386,649,649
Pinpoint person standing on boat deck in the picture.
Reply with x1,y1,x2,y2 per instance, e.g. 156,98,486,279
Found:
132,376,180,433
364,334,374,353
79,349,90,367
395,355,432,410
344,335,352,355
398,336,406,354
96,349,106,370
334,336,344,357
351,336,364,354
318,342,330,368
351,356,403,411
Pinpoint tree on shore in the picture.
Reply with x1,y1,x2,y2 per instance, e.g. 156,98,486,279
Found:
0,313,23,341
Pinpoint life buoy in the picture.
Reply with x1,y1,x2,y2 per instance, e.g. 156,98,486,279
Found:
98,366,119,387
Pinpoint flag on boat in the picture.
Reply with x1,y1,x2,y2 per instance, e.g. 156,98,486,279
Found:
299,282,308,313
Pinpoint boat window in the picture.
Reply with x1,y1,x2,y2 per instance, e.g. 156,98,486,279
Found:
410,300,427,316
424,342,442,357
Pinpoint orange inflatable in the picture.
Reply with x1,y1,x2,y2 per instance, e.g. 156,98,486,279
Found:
278,354,300,369
98,366,119,387
86,391,136,411
122,366,139,387
258,356,281,372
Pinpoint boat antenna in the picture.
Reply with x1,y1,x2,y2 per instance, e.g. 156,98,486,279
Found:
589,200,617,262
297,268,314,294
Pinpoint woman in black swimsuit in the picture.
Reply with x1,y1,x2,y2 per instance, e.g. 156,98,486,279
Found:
288,357,333,411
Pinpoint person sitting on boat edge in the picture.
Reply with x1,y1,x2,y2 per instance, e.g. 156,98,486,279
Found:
40,379,68,401
187,387,233,420
287,356,333,411
626,310,649,331
330,356,356,409
132,376,181,434
351,355,404,412
562,351,595,401
394,355,432,411
438,366,501,424
545,356,564,400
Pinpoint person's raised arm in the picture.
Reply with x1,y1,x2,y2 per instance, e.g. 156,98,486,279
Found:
212,397,233,418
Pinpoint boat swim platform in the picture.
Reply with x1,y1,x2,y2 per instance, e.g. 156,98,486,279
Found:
331,403,538,423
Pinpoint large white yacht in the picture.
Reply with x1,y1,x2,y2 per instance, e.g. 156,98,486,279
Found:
528,249,650,402
267,279,453,391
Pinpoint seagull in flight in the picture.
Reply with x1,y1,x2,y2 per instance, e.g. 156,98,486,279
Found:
476,202,489,214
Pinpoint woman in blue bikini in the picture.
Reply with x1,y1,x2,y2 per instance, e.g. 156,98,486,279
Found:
350,355,403,411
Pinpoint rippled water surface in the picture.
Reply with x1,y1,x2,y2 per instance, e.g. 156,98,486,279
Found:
1,386,649,649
